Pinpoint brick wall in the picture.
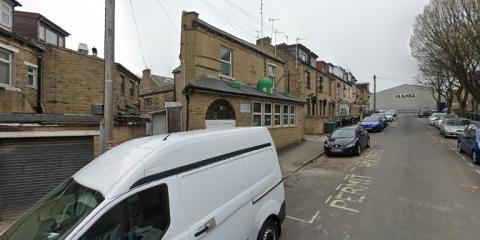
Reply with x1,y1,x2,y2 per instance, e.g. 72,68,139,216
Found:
188,92,304,149
304,116,329,135
41,46,139,116
111,124,146,146
141,91,174,114
0,36,41,113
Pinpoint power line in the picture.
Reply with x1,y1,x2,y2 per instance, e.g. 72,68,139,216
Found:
224,0,272,34
199,0,256,39
155,0,180,36
224,0,292,42
129,0,147,68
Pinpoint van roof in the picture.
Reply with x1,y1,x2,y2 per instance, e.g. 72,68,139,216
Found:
73,127,274,199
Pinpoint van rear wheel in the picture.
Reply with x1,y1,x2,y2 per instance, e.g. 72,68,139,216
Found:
257,218,278,240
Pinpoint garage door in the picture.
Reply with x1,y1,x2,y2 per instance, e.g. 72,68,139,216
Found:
0,137,94,221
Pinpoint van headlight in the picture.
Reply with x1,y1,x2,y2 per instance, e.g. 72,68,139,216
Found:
345,142,356,148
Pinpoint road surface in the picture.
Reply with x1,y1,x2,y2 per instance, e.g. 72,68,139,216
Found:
282,114,480,240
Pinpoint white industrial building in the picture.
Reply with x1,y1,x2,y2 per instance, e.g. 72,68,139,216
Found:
370,84,437,112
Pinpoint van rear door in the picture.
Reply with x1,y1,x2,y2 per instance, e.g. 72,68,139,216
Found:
179,156,253,239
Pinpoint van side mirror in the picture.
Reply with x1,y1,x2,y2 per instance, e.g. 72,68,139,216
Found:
326,134,331,138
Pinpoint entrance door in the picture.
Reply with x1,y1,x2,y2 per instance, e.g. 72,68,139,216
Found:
205,99,236,129
152,112,167,135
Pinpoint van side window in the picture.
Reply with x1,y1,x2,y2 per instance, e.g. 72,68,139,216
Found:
80,184,170,240
243,150,276,185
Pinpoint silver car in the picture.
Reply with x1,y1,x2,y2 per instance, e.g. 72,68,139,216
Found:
435,114,457,129
440,118,470,138
429,113,445,126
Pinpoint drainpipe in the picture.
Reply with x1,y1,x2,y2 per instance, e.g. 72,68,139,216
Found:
36,56,44,113
287,70,290,94
186,92,190,131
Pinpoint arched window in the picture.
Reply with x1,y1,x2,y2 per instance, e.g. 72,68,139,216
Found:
206,99,235,120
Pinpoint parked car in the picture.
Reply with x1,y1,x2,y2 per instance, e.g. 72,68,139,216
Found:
418,107,433,117
436,114,459,129
429,113,446,126
372,113,388,128
324,126,370,156
385,112,394,122
387,109,397,117
440,118,470,138
0,128,286,240
360,116,384,132
458,124,480,164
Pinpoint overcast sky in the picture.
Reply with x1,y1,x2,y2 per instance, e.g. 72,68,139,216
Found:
18,0,429,91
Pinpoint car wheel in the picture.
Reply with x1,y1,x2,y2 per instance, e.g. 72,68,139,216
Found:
257,218,278,240
457,142,464,153
355,144,361,156
366,138,370,148
473,151,479,165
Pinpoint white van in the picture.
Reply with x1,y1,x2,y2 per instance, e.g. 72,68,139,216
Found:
1,127,286,240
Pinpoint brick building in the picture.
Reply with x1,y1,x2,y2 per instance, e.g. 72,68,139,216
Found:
0,2,146,221
275,43,332,134
140,69,179,135
176,11,304,149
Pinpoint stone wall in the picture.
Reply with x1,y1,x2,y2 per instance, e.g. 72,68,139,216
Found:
188,92,304,149
41,46,139,116
141,91,174,114
304,116,329,135
0,35,41,113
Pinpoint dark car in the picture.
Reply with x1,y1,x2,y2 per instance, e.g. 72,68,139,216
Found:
371,113,388,128
324,126,370,156
458,124,480,164
360,116,383,132
418,107,433,117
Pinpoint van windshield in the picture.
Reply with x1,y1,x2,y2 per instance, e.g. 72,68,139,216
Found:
1,179,103,240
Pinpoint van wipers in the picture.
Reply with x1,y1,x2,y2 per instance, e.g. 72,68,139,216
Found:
163,132,173,141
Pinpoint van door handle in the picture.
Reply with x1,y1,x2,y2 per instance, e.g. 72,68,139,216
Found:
194,226,208,237
194,218,216,237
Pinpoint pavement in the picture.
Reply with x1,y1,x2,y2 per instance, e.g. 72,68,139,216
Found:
279,114,480,240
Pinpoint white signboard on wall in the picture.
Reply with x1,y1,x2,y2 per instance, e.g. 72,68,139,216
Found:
205,120,236,129
240,104,251,113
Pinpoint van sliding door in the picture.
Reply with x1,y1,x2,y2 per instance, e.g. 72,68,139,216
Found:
179,157,254,239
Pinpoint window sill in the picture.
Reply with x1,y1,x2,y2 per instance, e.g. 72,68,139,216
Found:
0,85,21,92
26,85,38,90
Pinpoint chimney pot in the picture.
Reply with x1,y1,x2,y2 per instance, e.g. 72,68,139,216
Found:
78,43,89,55
92,46,98,56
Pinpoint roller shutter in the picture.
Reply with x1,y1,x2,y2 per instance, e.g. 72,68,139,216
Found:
0,136,94,221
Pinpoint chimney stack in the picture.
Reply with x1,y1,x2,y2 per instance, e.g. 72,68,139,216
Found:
78,43,89,55
256,37,271,48
142,69,151,81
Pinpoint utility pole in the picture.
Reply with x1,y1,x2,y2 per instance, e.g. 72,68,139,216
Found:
373,74,377,113
101,0,115,154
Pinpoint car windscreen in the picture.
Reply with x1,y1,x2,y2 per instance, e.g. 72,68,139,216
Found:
446,119,469,126
1,178,104,240
331,129,356,138
363,117,378,122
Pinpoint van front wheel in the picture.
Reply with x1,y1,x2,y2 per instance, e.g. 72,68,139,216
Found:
257,218,278,240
